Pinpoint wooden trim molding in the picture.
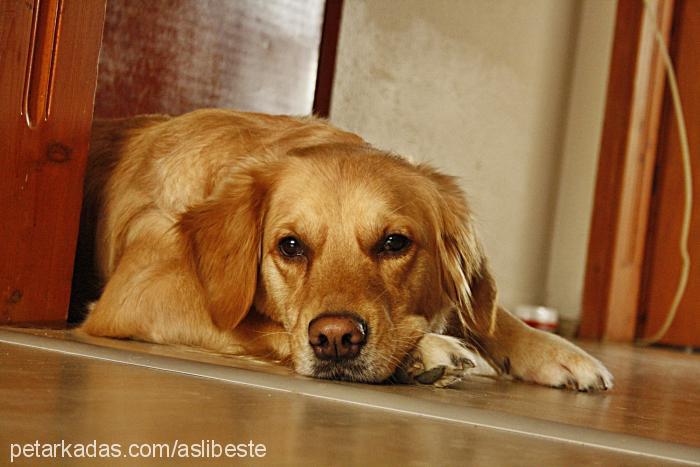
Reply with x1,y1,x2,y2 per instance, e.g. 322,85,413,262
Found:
580,0,674,341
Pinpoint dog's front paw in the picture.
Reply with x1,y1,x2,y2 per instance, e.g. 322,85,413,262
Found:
508,334,613,392
395,334,491,388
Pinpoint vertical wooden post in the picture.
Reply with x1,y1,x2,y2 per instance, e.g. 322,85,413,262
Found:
580,0,674,340
0,0,106,324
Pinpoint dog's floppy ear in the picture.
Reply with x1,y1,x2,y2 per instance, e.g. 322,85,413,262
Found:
421,166,498,335
179,160,274,331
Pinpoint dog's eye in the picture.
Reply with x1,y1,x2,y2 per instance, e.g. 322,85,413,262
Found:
278,236,305,258
379,234,411,255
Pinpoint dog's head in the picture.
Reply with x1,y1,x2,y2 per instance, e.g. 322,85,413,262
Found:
181,144,497,382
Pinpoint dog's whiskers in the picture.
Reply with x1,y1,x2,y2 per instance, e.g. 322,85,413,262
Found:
252,330,293,337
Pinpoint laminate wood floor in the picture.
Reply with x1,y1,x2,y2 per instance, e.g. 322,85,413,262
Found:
1,327,698,465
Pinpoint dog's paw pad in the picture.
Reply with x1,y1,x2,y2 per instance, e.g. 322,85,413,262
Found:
414,365,446,384
401,334,488,388
563,363,613,392
519,348,614,392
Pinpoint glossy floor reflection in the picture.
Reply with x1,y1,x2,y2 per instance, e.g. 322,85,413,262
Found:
1,328,698,465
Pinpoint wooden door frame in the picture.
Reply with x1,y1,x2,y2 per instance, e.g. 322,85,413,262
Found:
579,0,675,341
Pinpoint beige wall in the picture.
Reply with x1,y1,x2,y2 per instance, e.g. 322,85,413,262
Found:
545,0,616,320
330,0,616,317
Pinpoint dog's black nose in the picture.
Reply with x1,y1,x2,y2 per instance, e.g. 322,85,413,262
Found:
308,313,367,361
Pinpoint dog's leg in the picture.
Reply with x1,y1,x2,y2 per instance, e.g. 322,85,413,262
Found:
467,307,613,391
80,240,246,354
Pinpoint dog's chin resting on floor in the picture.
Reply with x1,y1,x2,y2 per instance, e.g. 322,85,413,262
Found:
75,108,612,391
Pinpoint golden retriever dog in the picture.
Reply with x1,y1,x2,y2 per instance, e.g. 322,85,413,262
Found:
76,109,612,390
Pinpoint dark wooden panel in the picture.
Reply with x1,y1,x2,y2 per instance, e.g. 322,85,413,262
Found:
312,0,343,117
94,0,326,119
640,0,700,346
0,0,106,324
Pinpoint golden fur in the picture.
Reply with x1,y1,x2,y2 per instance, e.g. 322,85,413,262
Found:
78,109,612,390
